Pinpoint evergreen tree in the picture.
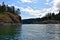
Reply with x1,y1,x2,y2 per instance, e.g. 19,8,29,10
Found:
11,6,15,13
58,10,60,15
0,2,21,15
51,13,55,20
1,2,6,12
15,8,20,15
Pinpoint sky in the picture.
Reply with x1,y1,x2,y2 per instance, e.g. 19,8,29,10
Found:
0,0,60,19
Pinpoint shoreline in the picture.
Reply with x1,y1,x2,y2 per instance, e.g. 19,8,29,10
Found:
0,23,22,25
22,22,60,24
0,22,60,25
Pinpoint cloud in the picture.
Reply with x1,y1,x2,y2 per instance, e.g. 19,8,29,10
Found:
22,16,39,19
52,0,60,10
20,7,57,18
45,0,60,14
21,6,41,17
20,0,32,3
20,0,38,3
20,0,60,19
9,0,60,19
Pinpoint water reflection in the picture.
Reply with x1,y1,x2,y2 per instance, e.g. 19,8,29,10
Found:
21,24,60,40
46,24,60,40
0,24,60,40
0,25,22,40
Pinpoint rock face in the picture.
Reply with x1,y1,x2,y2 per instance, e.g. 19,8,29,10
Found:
0,12,21,23
0,2,21,24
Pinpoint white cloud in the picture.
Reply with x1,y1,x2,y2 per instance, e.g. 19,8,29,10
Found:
20,0,38,3
45,0,60,14
22,16,39,19
20,0,60,19
53,0,60,10
20,0,32,3
21,6,41,17
10,0,60,19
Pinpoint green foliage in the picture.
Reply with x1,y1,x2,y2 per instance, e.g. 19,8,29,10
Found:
0,2,21,23
22,11,60,24
0,2,21,15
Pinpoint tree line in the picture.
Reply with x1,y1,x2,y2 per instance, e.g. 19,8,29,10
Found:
42,11,60,21
22,11,60,24
0,2,20,15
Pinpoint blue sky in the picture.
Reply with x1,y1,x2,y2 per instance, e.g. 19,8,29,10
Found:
0,0,60,19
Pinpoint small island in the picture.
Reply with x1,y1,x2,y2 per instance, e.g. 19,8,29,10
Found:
0,2,21,25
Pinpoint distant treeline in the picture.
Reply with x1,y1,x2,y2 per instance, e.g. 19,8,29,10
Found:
22,11,60,24
0,2,20,15
41,11,60,21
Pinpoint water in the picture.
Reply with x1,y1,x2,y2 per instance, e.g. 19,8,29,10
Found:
0,24,60,40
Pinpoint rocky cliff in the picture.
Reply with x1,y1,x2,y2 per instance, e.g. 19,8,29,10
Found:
0,12,21,23
0,2,21,24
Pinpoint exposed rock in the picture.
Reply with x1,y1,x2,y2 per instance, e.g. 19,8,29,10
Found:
0,12,21,23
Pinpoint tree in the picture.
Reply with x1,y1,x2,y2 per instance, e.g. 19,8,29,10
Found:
51,13,55,20
0,2,21,16
57,10,60,20
52,13,55,16
2,2,5,6
0,5,2,12
5,5,8,12
58,10,60,15
11,6,15,13
15,8,20,15
1,2,6,12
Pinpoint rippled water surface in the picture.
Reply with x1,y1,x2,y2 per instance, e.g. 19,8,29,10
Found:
0,24,60,40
